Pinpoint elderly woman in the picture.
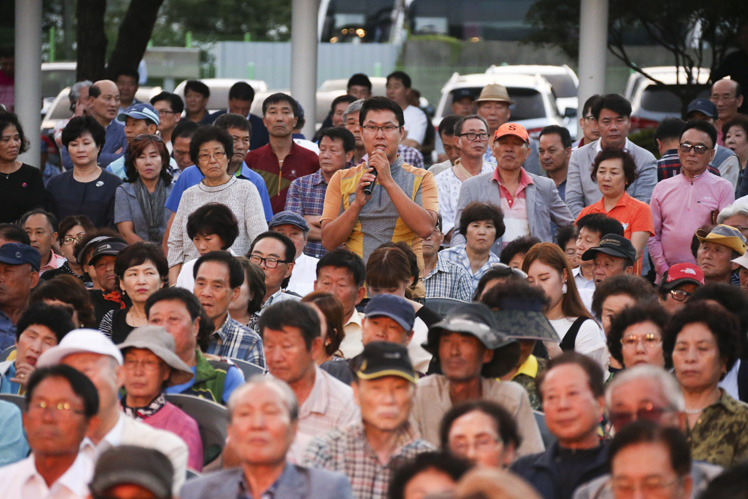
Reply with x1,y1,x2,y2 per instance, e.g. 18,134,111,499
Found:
119,325,203,471
0,302,75,393
115,134,174,245
167,125,267,284
0,112,46,223
607,303,669,371
663,301,748,467
99,242,168,343
724,115,748,178
439,202,505,292
577,148,653,274
40,215,95,285
47,116,122,227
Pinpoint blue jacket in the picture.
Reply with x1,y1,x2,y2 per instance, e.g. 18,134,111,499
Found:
180,463,352,499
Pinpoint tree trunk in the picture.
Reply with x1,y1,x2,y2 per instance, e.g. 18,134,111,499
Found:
107,0,165,79
76,0,108,81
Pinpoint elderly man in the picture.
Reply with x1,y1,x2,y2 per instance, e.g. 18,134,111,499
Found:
0,302,75,394
182,376,353,498
422,214,473,301
194,251,265,366
510,352,608,499
322,97,437,267
260,301,358,462
20,209,65,275
685,98,741,187
429,115,462,176
286,127,355,259
0,365,98,498
451,123,573,255
648,120,735,281
269,211,319,296
572,365,722,499
146,287,244,404
566,94,657,217
712,78,744,144
37,329,188,494
411,303,543,455
248,231,301,310
303,342,433,499
695,224,747,284
61,79,127,169
0,242,40,350
580,234,636,286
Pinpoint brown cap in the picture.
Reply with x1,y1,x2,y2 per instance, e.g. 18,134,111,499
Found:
475,83,514,105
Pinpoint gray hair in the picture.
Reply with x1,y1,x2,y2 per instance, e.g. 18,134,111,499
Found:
454,114,489,137
605,365,684,412
717,204,748,224
227,375,299,422
68,80,93,105
343,99,365,121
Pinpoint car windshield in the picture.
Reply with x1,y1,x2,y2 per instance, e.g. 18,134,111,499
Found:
448,86,547,120
639,84,710,113
542,74,577,98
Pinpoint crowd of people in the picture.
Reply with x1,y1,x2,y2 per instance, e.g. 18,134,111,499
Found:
0,67,747,499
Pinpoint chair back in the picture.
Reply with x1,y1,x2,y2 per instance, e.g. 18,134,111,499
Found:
0,345,16,362
228,358,264,380
0,393,25,412
533,410,557,448
165,393,228,467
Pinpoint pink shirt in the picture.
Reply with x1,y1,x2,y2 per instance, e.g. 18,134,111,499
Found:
143,402,203,471
493,167,533,246
648,172,734,278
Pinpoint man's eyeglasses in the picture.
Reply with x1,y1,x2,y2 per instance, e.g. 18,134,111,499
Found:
583,115,596,122
608,403,674,429
249,255,291,269
361,124,400,134
134,134,163,143
27,400,85,419
157,109,178,116
620,333,662,349
669,289,691,302
197,151,226,162
679,142,710,155
458,132,489,142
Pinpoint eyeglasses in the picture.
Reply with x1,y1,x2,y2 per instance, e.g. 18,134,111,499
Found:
361,124,400,134
620,333,662,349
583,115,596,122
62,235,85,245
669,289,691,302
197,151,227,162
679,142,711,155
249,254,290,269
609,476,681,497
450,436,500,454
134,134,163,142
608,403,674,429
459,132,489,142
489,262,528,279
710,94,737,103
157,109,178,116
27,400,85,419
123,358,164,372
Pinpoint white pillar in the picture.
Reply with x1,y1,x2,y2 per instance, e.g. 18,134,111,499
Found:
15,0,43,167
577,0,608,111
291,0,320,139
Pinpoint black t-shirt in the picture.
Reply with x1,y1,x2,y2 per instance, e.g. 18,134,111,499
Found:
0,163,46,223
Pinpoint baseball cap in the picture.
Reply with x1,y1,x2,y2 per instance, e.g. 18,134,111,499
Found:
37,328,124,367
686,98,718,120
424,303,520,378
581,234,637,263
117,102,160,126
452,88,475,101
268,210,310,232
89,238,128,265
364,294,416,332
89,446,173,499
494,123,530,143
0,242,41,271
696,224,747,255
474,83,514,105
355,341,416,383
661,263,705,291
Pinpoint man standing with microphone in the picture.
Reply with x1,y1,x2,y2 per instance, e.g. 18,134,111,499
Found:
321,97,438,268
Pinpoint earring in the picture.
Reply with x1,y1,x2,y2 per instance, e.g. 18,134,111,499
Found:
562,282,567,295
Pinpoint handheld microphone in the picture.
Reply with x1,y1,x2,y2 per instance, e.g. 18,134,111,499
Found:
363,164,377,196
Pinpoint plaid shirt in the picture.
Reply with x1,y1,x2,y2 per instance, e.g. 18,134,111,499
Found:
303,422,434,499
658,148,720,181
206,315,265,367
424,256,473,302
438,244,501,293
286,170,328,258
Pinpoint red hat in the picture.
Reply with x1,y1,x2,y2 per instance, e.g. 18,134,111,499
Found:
494,122,529,143
661,263,705,291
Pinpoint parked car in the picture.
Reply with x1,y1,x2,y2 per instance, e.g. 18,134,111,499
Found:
315,76,386,124
623,66,711,133
41,62,78,115
433,72,571,140
173,78,269,115
485,64,579,116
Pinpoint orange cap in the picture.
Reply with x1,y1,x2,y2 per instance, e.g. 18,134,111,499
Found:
494,123,529,143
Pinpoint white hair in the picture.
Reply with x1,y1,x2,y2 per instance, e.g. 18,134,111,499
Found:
717,204,748,224
605,364,684,412
227,375,299,422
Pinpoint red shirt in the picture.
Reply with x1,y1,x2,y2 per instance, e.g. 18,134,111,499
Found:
246,142,319,214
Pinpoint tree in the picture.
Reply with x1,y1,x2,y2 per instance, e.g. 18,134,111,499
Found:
524,0,748,113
